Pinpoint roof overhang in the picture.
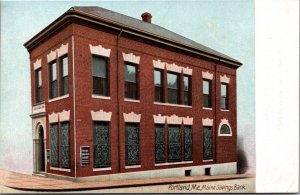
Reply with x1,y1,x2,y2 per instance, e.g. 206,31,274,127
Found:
24,8,242,67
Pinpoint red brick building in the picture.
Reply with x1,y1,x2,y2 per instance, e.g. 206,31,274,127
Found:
24,6,242,181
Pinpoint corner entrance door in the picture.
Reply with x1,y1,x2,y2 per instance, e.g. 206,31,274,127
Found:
203,127,213,160
38,126,45,172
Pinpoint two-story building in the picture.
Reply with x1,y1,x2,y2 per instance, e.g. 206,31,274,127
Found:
24,6,242,181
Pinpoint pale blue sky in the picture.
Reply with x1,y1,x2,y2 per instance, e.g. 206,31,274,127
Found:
0,0,254,174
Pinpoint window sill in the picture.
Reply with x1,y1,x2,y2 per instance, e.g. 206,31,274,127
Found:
218,134,232,137
221,109,229,112
125,165,141,169
154,102,192,108
92,95,111,100
203,159,213,162
203,107,212,110
33,101,46,107
155,161,193,166
48,94,69,103
50,167,71,172
124,99,140,103
93,167,112,171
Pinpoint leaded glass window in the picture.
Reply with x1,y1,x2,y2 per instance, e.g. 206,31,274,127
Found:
93,122,111,168
154,69,163,102
203,127,213,160
220,124,231,134
60,56,68,96
221,83,228,109
167,73,179,104
124,63,138,99
168,125,181,162
60,122,70,168
184,126,192,161
155,125,165,163
125,123,140,165
50,123,58,167
203,80,211,107
92,56,109,96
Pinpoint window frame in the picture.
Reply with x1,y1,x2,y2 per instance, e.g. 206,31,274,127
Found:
155,124,165,163
35,68,42,103
154,69,164,103
49,61,58,99
92,55,109,97
183,75,191,106
203,79,212,108
59,55,69,96
221,83,229,110
60,121,70,169
124,62,138,100
167,125,182,162
167,72,179,104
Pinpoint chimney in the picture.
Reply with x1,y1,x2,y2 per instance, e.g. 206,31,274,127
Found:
141,12,152,23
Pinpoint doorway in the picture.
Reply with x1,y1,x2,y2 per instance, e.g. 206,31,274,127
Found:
37,126,45,173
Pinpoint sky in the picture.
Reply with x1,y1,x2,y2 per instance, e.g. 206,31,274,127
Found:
0,0,255,174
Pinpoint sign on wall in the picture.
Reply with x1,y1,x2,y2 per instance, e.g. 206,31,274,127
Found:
80,146,90,166
46,149,50,164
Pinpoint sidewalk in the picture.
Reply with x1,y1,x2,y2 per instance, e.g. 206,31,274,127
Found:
0,169,255,192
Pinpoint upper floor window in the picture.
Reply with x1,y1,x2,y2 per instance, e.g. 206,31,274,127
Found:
154,69,163,102
124,63,138,100
183,75,191,106
203,80,211,108
35,68,42,103
221,83,228,110
49,62,57,99
60,56,68,96
92,56,109,96
167,72,179,104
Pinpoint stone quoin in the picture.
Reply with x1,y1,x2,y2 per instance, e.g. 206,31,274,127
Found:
24,6,242,181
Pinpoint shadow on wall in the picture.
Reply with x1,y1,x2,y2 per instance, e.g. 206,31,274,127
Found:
237,136,249,174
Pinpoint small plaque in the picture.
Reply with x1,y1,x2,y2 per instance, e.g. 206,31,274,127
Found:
46,149,50,164
80,146,90,166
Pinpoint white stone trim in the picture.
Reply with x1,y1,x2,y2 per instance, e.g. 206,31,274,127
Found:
47,50,56,62
33,59,42,70
48,94,69,103
167,114,182,125
89,44,111,57
202,118,213,126
59,110,70,122
154,102,192,108
74,162,237,182
125,165,141,169
220,74,230,83
124,99,140,103
123,112,141,123
183,67,193,75
155,161,193,166
166,63,182,73
203,159,214,162
202,71,213,80
183,116,193,125
92,95,111,100
153,59,165,69
50,167,71,172
221,109,230,112
218,118,232,136
48,112,59,123
203,107,213,110
153,114,167,124
57,43,69,57
32,103,45,115
91,109,112,121
93,167,112,171
122,52,140,64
